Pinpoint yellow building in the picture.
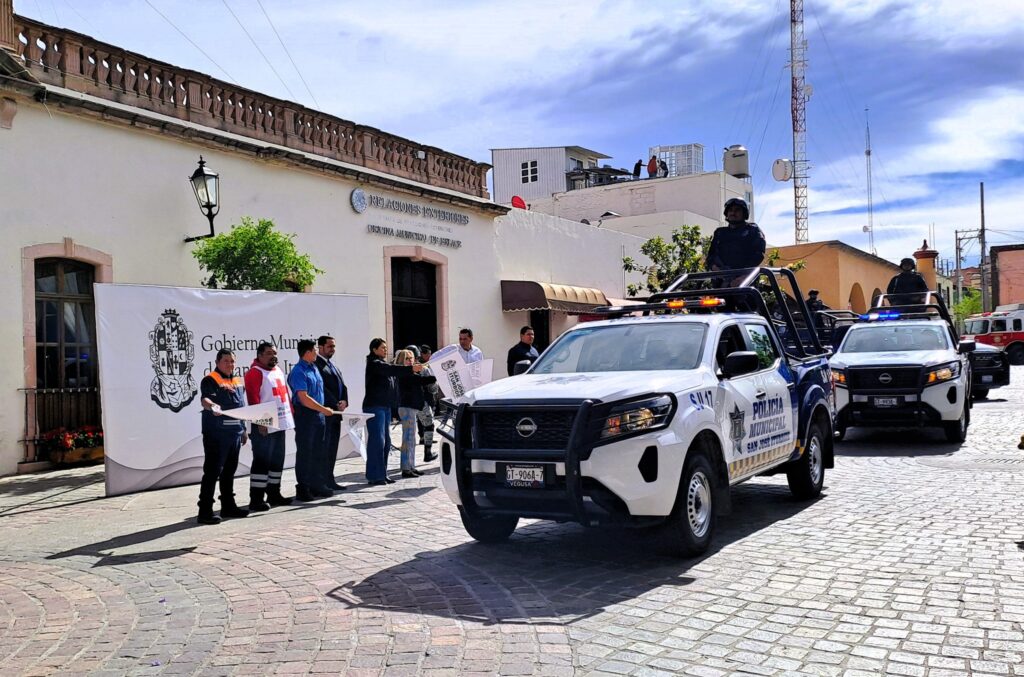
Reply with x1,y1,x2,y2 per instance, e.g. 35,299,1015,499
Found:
770,240,907,313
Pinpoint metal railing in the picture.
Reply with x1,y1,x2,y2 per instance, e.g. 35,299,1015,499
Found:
19,386,101,462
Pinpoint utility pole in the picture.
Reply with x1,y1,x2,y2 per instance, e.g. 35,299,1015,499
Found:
789,0,809,244
954,230,962,306
979,182,989,312
864,108,875,255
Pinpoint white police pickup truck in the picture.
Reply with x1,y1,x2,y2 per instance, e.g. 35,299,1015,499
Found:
829,294,974,443
437,268,835,556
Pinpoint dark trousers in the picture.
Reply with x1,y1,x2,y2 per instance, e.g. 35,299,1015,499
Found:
323,417,342,484
199,432,242,508
294,411,326,491
250,430,286,491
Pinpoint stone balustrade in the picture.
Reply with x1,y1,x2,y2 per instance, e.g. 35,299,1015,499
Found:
8,14,490,198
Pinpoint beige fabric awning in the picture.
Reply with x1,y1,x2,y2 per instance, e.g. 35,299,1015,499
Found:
501,280,610,313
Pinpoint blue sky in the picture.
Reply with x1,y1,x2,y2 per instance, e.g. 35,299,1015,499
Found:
25,0,1024,266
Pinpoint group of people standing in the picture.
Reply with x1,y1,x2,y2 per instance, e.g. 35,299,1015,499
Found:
195,329,497,524
196,336,352,524
632,156,670,180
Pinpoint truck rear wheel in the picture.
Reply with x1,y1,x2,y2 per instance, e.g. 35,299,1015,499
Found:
787,421,825,499
1007,344,1024,366
973,388,989,400
662,451,716,557
459,507,518,543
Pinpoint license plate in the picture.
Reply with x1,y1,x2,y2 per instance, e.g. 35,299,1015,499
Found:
982,375,994,383
873,397,898,407
505,464,545,488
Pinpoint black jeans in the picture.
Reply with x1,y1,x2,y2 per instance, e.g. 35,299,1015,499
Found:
199,431,242,508
294,411,326,491
323,417,342,484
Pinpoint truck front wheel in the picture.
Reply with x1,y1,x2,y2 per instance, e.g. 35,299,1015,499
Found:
459,507,518,544
787,421,826,499
662,452,716,557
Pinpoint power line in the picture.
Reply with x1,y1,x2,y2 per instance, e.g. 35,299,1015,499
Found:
255,0,323,111
220,0,298,101
142,0,237,84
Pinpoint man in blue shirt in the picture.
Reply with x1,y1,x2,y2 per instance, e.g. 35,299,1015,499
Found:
288,339,342,502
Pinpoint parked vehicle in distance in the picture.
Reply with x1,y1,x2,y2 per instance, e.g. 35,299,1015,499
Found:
963,306,1024,365
965,343,1010,399
436,268,834,557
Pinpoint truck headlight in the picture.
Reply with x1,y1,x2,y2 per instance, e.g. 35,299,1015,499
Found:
599,394,675,441
832,368,847,387
926,362,960,385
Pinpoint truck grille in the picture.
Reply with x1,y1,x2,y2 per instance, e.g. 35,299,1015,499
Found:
972,353,1002,367
848,367,921,390
472,409,576,450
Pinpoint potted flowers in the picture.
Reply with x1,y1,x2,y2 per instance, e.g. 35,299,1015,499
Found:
41,425,105,465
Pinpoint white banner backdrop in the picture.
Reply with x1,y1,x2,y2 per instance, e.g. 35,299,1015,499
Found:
94,284,369,496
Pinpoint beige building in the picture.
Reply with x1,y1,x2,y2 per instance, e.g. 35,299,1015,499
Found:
528,171,753,241
771,241,903,313
0,6,647,475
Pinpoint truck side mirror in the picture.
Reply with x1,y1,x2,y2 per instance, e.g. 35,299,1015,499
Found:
512,360,532,376
722,351,760,378
958,340,976,354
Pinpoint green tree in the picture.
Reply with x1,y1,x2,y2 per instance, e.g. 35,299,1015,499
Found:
765,247,806,272
191,217,323,291
622,225,710,297
952,288,982,326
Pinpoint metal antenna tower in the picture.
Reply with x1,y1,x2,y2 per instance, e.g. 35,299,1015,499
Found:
865,107,875,255
789,0,809,243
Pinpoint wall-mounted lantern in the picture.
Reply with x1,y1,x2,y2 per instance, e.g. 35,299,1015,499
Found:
184,156,220,242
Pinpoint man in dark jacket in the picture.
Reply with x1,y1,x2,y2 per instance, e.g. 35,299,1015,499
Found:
705,198,766,271
805,289,829,329
507,326,539,376
632,159,643,180
887,258,929,306
315,335,348,492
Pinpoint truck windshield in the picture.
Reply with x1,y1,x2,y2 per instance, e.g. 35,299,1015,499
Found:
531,322,705,373
840,325,950,353
965,319,989,335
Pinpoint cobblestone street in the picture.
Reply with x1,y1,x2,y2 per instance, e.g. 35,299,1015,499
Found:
1,368,1023,676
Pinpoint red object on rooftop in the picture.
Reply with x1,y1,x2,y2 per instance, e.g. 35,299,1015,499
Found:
510,196,527,209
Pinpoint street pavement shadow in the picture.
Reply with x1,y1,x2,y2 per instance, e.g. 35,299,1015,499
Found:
45,518,200,567
0,466,104,498
328,482,819,625
836,427,965,457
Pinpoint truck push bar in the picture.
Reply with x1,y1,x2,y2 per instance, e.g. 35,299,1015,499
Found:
591,267,827,358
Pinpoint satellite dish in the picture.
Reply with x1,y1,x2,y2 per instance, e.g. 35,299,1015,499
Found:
510,195,527,209
862,225,871,233
772,159,794,182
804,84,814,100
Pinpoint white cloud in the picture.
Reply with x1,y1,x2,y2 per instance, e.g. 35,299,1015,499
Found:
894,88,1024,175
821,0,1024,48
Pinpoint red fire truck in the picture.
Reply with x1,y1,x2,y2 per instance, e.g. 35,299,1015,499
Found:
963,304,1024,365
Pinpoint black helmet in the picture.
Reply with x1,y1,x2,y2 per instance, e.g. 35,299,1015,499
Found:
808,289,819,296
724,197,749,220
404,344,421,359
900,257,915,270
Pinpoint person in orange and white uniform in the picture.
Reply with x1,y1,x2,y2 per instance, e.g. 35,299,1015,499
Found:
197,349,249,525
243,342,296,511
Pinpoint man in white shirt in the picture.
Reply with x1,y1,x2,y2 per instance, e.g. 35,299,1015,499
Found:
456,328,483,363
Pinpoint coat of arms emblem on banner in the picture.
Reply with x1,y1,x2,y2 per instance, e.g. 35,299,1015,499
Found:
148,308,198,412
